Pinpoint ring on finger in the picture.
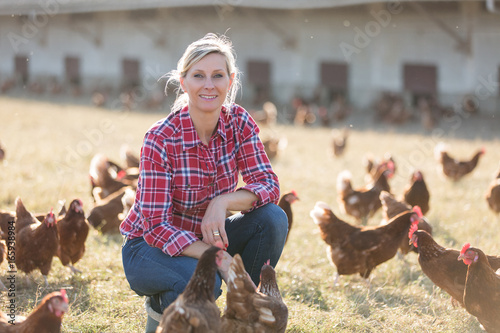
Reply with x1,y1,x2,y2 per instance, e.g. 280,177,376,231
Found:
212,230,220,237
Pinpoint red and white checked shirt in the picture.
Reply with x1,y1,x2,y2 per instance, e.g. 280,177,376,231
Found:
120,104,280,256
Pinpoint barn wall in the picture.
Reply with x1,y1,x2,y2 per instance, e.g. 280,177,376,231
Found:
0,3,499,113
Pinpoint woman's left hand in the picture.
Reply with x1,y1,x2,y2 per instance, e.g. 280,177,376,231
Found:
201,196,229,249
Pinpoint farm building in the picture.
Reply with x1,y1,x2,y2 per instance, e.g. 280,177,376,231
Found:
0,0,499,116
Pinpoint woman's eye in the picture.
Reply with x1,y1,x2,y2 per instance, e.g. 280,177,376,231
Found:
213,74,223,78
194,74,204,78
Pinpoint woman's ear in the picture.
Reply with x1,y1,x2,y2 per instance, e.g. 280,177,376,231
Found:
179,77,185,92
229,73,235,91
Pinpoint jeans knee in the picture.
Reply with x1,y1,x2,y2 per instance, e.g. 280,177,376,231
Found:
260,203,288,237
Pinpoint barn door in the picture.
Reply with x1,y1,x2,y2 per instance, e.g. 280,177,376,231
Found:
247,60,271,106
65,56,81,86
320,61,349,102
15,55,29,84
403,63,437,104
122,58,140,89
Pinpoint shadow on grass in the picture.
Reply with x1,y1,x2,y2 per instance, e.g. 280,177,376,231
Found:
283,278,330,311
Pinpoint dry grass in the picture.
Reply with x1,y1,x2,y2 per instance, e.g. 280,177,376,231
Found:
0,96,499,332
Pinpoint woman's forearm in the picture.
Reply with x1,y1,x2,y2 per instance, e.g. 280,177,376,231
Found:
212,189,259,212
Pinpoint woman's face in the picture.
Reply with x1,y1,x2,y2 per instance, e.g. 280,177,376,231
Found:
180,52,233,116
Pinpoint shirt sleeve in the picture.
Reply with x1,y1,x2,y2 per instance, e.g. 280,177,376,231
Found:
138,131,199,256
234,106,280,211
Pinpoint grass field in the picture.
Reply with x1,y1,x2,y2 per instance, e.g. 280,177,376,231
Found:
0,96,499,332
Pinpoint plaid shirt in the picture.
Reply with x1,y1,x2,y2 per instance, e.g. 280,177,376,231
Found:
120,104,280,256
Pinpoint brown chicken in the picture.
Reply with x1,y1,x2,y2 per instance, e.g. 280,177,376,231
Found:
337,163,394,225
87,187,132,234
17,210,59,286
249,101,278,127
332,128,348,157
379,191,411,223
1,199,41,240
0,289,69,333
0,210,15,240
278,191,299,245
363,153,396,181
458,244,500,332
56,199,89,273
156,244,224,333
0,239,6,290
410,231,500,308
0,141,5,162
89,153,129,202
434,143,485,181
403,170,430,215
380,193,432,255
486,166,500,214
120,144,140,169
118,186,136,220
14,198,41,232
222,255,288,333
262,135,287,161
310,202,420,284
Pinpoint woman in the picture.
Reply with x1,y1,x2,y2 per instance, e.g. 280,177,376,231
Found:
120,33,288,332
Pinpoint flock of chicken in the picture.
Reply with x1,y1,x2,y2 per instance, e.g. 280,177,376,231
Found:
154,243,289,333
0,145,141,331
0,123,499,332
0,138,300,332
309,135,500,332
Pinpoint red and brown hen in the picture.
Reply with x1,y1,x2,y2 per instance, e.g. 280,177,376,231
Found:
56,199,89,273
156,244,224,333
434,143,485,182
17,209,59,286
0,289,69,333
310,201,420,285
410,231,500,308
458,244,500,333
222,255,288,333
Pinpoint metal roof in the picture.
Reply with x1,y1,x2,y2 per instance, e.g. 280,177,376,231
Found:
0,0,482,15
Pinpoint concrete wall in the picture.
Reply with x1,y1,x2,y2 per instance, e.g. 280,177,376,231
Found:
0,3,499,112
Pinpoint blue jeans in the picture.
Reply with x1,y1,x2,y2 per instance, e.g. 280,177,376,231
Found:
122,203,288,311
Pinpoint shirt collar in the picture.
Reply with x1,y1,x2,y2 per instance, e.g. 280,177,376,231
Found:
180,105,229,151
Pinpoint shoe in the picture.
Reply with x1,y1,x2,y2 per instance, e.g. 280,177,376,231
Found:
144,296,162,332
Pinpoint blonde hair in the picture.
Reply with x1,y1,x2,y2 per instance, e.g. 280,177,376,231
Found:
164,33,241,112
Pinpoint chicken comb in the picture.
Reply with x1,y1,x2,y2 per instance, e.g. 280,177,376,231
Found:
117,170,127,180
387,160,395,171
460,243,471,256
291,189,298,197
264,259,271,266
412,206,423,218
60,289,69,303
480,147,486,155
408,219,419,241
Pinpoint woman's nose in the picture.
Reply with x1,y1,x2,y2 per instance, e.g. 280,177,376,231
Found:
204,78,215,88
